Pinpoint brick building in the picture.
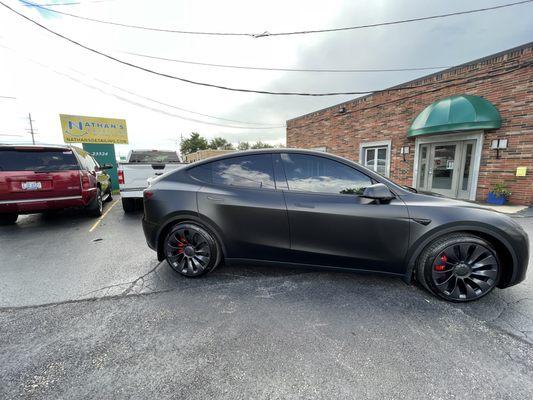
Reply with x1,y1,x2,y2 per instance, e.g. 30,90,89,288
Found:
286,42,532,205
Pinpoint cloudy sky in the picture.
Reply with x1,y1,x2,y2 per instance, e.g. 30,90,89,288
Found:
0,0,532,157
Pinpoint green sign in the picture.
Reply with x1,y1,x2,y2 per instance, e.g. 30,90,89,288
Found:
82,143,119,190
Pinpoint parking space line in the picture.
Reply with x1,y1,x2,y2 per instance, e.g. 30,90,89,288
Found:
89,199,120,232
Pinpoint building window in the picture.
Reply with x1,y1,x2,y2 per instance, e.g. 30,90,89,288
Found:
360,141,391,177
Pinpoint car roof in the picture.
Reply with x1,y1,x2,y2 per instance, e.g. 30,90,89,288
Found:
0,143,73,151
186,148,359,168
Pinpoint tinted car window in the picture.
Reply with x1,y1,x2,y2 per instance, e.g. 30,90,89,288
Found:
281,153,371,195
0,148,79,172
188,154,275,189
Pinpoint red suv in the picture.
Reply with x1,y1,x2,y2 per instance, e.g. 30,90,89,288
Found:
0,144,113,224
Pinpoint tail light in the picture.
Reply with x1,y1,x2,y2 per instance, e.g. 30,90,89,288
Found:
144,190,154,200
81,173,90,189
118,169,124,184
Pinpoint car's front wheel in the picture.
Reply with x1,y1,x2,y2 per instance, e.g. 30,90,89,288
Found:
416,233,500,302
164,222,221,277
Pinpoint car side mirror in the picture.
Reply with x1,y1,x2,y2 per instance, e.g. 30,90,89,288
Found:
100,164,113,170
361,183,394,202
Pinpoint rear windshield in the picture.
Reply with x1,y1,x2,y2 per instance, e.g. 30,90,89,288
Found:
0,149,80,172
128,151,181,163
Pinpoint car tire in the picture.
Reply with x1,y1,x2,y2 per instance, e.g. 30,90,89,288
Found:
87,187,104,217
122,198,136,213
105,187,113,203
416,233,500,302
164,222,221,278
0,213,18,225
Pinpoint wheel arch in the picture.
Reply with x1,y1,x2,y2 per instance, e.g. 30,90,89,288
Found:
404,224,517,288
156,213,227,262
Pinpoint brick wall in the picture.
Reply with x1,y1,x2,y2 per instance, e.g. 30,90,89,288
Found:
286,44,533,205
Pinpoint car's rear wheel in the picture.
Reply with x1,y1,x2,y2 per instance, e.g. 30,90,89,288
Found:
417,233,500,302
122,198,136,213
164,222,220,277
0,213,18,225
87,187,104,217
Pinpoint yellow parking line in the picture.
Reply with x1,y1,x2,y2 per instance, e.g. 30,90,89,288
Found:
89,199,120,232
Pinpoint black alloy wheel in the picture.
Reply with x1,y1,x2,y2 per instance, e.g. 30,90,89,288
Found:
418,234,500,302
164,223,219,277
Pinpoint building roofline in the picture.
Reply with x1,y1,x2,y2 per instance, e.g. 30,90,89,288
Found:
286,41,533,123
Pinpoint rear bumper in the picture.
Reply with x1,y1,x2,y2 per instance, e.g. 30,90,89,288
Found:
142,217,159,251
119,188,145,198
0,195,85,214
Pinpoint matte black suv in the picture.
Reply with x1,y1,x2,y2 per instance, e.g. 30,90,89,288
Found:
142,149,529,302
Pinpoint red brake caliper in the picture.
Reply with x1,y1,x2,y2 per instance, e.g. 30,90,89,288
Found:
434,254,447,271
177,236,187,254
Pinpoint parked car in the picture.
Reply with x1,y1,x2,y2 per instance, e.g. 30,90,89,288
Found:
0,144,113,224
118,149,183,213
141,149,529,302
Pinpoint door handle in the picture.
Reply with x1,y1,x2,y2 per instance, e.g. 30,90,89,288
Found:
206,195,225,202
294,202,315,209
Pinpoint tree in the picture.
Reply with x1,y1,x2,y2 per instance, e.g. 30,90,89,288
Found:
208,137,234,150
180,132,208,155
250,141,273,149
237,141,250,150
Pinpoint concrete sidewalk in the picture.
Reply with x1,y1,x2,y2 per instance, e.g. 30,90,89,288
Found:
476,203,530,215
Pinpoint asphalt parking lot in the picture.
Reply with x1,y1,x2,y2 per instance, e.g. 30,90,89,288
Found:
1,200,532,399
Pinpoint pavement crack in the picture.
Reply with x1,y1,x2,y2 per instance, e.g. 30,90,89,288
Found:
121,262,162,296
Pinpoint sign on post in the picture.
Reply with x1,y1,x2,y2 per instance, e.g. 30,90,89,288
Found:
60,114,128,144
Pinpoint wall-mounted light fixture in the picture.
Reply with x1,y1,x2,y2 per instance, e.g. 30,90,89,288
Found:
400,146,410,162
338,106,347,114
491,138,508,159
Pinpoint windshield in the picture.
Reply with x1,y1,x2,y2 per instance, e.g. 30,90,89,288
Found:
0,149,80,172
128,151,181,163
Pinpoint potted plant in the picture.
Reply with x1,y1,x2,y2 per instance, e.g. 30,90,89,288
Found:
487,183,511,205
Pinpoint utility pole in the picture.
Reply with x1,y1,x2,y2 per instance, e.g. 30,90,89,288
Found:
28,113,35,145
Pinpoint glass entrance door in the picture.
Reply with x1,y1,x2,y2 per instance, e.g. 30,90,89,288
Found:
429,143,459,197
417,140,476,199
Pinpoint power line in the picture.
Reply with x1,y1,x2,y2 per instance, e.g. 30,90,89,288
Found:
87,75,283,126
4,2,531,97
0,95,16,99
288,62,528,130
124,51,451,73
0,41,282,127
18,0,533,38
0,43,285,129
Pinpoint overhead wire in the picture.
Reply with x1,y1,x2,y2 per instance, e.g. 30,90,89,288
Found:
18,0,533,38
0,43,285,129
123,51,451,73
2,1,531,97
287,61,530,130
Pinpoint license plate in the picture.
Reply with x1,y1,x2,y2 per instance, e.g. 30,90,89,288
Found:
21,181,42,190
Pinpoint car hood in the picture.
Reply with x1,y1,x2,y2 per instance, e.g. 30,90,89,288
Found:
404,191,494,212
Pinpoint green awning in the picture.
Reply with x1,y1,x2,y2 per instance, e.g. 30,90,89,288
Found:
408,95,501,137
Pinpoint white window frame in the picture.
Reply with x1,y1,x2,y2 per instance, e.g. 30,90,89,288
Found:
359,140,391,177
